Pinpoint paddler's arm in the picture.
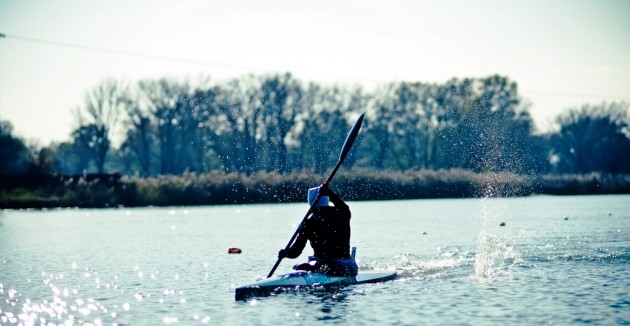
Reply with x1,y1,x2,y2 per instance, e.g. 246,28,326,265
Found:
278,223,308,259
321,185,350,218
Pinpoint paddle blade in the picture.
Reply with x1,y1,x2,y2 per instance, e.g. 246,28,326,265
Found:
337,112,365,164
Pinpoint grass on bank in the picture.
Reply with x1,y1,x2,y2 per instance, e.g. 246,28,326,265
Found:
1,169,629,209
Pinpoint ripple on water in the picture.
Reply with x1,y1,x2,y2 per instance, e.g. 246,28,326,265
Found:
1,196,628,325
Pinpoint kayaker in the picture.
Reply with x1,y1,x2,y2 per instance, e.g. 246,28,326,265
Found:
277,185,358,276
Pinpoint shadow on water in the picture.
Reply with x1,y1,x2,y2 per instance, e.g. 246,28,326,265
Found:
235,285,353,321
307,289,351,321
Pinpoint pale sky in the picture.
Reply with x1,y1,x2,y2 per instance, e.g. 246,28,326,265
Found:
1,0,629,145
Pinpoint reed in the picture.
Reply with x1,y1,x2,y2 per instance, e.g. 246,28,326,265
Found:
1,171,628,209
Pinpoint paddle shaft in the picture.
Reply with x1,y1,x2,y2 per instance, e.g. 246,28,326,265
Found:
267,113,365,278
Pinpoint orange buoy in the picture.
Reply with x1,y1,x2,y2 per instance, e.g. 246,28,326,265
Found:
228,247,242,254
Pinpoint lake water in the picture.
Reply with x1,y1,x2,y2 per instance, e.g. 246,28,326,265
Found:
1,195,628,325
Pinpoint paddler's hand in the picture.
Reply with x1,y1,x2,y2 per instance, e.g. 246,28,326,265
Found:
278,249,287,259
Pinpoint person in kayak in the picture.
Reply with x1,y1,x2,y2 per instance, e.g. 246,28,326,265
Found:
277,185,358,277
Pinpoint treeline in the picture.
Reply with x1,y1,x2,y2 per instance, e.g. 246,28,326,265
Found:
2,73,629,177
2,170,629,209
1,73,630,208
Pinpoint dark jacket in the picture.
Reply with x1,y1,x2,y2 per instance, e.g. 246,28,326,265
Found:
284,190,351,260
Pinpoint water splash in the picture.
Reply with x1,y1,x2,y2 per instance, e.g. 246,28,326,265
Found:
362,250,475,281
474,228,512,277
474,187,519,278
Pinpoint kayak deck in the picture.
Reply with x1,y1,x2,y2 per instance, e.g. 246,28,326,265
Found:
234,271,397,301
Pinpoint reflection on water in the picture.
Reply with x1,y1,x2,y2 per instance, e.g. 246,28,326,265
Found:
0,259,216,325
1,195,629,325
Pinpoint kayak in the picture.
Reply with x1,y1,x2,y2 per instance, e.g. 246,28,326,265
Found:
234,270,397,301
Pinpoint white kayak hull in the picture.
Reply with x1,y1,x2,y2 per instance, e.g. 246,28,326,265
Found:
234,271,397,300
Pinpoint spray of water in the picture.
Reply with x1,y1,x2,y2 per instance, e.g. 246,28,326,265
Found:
473,184,519,278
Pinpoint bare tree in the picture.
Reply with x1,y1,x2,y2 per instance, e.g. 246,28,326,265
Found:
257,73,303,173
75,78,129,173
136,78,191,174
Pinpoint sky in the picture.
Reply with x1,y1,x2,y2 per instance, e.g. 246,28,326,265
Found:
1,0,629,145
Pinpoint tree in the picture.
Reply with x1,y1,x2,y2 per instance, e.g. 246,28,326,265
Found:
189,83,249,173
387,82,429,169
0,120,31,174
431,75,540,173
257,73,303,173
428,78,472,170
69,124,103,173
136,78,193,174
75,79,129,173
293,84,355,173
122,104,156,176
549,102,630,173
364,87,396,169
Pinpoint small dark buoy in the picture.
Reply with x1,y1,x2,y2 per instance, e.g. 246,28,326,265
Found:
228,247,242,254
499,222,506,227
564,217,569,221
422,232,427,235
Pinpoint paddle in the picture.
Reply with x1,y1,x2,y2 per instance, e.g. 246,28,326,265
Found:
267,112,366,278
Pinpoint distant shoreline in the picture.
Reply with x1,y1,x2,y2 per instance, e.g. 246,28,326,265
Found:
1,170,629,209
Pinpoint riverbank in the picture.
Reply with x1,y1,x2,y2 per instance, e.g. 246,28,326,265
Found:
1,169,629,209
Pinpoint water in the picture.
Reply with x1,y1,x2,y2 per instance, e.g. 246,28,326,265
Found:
1,195,628,325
